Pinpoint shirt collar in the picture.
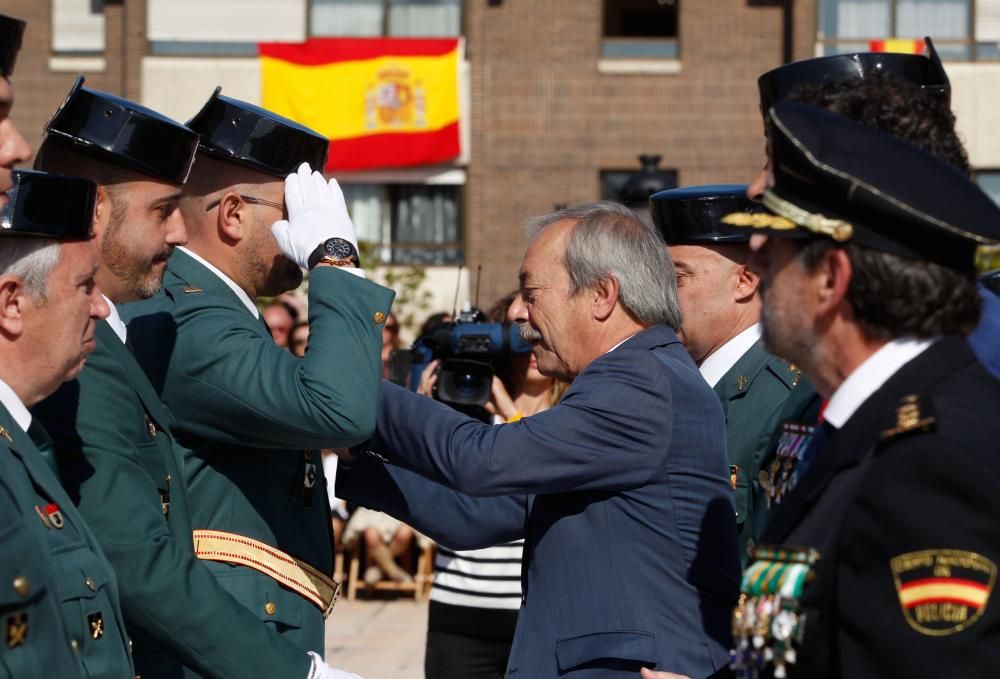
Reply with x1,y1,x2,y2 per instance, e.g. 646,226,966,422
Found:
823,337,937,428
699,323,762,388
102,294,127,344
0,376,31,432
606,333,638,354
177,246,259,318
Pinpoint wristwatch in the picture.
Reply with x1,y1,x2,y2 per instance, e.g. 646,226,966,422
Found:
308,237,359,270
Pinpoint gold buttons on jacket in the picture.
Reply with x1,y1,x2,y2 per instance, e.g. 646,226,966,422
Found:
373,311,385,324
85,576,96,592
70,639,80,653
264,601,276,615
12,577,29,598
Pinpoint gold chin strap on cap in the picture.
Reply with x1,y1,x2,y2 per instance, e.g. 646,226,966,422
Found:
721,190,855,243
193,529,341,618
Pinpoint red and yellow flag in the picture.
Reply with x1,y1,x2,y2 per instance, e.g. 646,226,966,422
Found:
868,39,925,55
259,38,461,172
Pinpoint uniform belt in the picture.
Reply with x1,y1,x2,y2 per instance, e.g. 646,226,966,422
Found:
193,529,341,618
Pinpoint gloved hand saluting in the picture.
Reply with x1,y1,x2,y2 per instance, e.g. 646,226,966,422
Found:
271,162,359,270
307,651,362,679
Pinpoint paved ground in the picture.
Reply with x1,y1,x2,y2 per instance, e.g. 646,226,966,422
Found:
325,596,429,678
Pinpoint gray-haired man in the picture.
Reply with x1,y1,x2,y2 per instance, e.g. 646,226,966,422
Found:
337,202,739,678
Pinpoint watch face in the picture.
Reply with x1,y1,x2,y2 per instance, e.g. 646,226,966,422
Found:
324,237,355,259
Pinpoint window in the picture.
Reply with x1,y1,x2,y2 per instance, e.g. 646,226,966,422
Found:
52,0,106,54
600,168,678,203
817,0,1000,61
602,0,679,59
147,0,306,55
342,183,462,265
310,0,463,38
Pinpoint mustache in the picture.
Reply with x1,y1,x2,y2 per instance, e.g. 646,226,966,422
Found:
518,323,543,342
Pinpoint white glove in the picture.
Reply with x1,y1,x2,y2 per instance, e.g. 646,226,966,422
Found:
306,651,362,679
271,162,359,269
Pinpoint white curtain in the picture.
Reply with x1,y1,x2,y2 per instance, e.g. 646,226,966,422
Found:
342,184,385,244
389,0,462,37
311,0,383,37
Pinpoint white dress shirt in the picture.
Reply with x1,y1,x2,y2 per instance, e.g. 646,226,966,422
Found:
823,337,936,428
177,246,259,318
698,323,762,388
103,294,128,344
0,376,31,432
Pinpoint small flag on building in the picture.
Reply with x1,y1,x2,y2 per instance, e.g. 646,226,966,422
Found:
259,38,461,172
868,38,925,54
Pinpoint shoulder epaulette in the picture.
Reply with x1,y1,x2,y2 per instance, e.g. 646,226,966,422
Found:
880,393,936,442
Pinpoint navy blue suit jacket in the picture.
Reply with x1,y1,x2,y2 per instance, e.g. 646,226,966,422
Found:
338,325,740,678
969,283,1000,379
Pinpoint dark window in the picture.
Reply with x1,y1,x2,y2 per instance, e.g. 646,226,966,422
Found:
602,0,679,58
600,168,678,202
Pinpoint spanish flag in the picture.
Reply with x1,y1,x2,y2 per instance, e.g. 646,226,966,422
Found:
259,38,461,172
868,39,925,55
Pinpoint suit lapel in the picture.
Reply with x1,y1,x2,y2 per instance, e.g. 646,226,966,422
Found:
96,320,175,430
763,337,975,542
0,405,100,543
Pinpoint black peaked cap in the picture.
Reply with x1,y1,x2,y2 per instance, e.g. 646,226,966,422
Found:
650,185,764,245
722,101,1000,272
758,37,950,113
0,14,25,77
1,170,96,240
187,87,328,177
44,76,199,184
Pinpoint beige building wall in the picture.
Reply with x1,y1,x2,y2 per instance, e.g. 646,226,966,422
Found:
950,64,1000,169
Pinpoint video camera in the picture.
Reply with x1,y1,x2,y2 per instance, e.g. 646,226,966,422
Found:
389,303,532,409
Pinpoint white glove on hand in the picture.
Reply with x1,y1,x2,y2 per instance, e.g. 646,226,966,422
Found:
307,651,362,679
271,162,359,269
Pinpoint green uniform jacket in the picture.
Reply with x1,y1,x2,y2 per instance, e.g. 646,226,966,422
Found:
712,338,798,566
33,320,311,679
0,404,132,679
121,249,394,653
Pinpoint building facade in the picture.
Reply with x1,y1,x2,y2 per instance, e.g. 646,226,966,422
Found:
8,0,1000,318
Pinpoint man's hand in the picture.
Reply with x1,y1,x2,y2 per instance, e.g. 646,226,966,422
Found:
271,162,359,269
639,669,691,679
307,651,362,679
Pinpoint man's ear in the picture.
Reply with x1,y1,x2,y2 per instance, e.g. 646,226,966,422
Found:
216,192,248,244
592,275,620,321
91,185,112,240
0,275,27,339
733,263,761,303
815,246,852,315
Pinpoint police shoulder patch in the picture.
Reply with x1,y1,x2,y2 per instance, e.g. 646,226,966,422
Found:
880,393,935,441
891,549,996,636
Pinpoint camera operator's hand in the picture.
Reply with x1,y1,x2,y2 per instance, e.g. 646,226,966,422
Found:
416,360,441,397
484,376,519,422
271,162,359,269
